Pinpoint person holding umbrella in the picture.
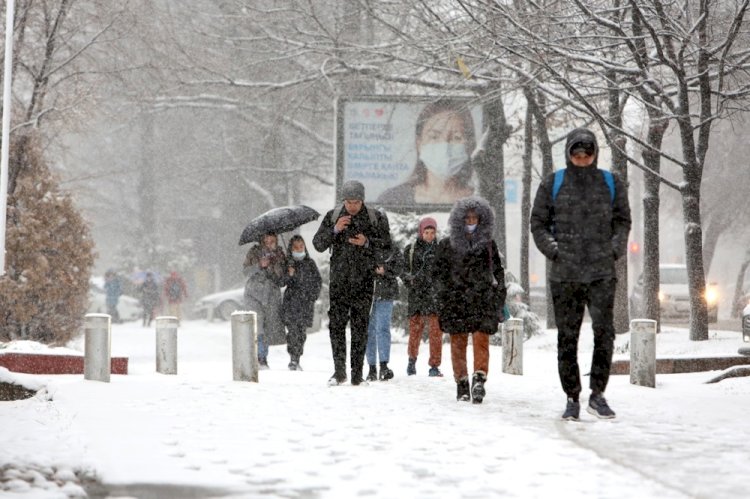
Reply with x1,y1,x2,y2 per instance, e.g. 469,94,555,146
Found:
243,232,286,369
313,180,392,386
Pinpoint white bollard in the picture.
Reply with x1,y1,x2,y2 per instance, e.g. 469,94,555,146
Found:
630,319,657,388
84,313,112,382
231,311,258,382
501,318,524,375
155,316,178,375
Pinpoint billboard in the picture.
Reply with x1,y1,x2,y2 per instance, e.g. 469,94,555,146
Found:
335,95,484,212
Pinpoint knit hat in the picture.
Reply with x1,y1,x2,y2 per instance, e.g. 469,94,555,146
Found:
341,180,365,201
418,217,437,239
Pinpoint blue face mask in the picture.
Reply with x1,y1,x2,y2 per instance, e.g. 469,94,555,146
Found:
419,142,468,178
465,223,477,233
292,251,306,260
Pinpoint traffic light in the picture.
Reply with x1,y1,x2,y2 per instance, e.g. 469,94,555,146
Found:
629,241,640,254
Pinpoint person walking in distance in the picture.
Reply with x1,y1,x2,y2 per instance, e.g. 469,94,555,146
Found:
434,197,506,403
104,270,123,324
163,271,188,325
313,180,392,386
139,272,161,327
530,127,631,421
403,217,444,377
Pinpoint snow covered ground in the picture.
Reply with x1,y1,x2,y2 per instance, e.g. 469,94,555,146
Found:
1,319,749,499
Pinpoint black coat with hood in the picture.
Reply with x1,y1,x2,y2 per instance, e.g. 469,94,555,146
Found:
372,246,403,301
530,127,631,283
281,244,322,328
403,238,440,316
434,197,506,335
312,204,392,302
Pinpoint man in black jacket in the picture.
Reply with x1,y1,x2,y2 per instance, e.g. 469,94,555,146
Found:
530,127,631,421
313,180,392,386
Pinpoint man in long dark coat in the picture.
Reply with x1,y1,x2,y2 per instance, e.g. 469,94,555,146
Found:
313,180,392,385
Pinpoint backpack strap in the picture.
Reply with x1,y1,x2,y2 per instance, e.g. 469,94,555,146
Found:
601,170,615,204
552,169,565,203
551,169,615,205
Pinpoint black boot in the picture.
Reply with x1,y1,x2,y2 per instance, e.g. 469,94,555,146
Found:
456,378,470,402
379,362,394,381
366,365,378,381
407,357,416,375
351,369,364,386
471,372,486,404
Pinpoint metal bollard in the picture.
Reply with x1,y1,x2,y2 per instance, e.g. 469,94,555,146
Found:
155,316,178,375
231,311,258,382
84,313,112,382
501,318,524,375
630,319,657,388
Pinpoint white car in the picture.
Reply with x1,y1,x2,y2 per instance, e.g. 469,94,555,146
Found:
193,286,245,321
88,282,142,322
630,263,719,323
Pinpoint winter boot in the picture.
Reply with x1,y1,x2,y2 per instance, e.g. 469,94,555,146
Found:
366,365,378,382
259,358,270,370
351,369,365,386
471,372,487,404
327,371,347,386
428,366,443,377
407,357,417,376
587,392,616,419
562,397,580,421
456,377,471,402
379,362,394,381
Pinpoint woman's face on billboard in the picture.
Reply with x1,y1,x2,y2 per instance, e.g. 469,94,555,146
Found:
417,110,470,180
418,111,466,148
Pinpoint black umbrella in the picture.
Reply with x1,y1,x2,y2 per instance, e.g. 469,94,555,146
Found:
239,205,321,245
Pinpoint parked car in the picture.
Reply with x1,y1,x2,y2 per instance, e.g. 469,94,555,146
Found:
88,282,142,322
193,286,245,321
630,263,719,323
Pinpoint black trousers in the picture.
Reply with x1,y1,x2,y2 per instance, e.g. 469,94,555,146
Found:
328,285,372,377
550,279,616,399
286,324,307,360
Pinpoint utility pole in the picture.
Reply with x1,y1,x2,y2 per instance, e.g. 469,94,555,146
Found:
0,0,16,276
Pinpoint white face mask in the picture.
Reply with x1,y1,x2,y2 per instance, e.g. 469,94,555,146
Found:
292,251,306,260
465,223,477,233
419,142,468,178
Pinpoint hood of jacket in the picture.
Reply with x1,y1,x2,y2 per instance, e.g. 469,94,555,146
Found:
446,196,495,254
564,127,599,169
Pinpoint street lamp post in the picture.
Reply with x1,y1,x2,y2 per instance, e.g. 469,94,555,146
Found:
1,0,16,276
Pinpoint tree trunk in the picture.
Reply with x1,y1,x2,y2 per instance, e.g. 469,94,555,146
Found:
701,213,726,276
731,257,750,318
641,119,667,332
479,90,509,262
527,89,554,327
607,70,629,334
520,93,534,305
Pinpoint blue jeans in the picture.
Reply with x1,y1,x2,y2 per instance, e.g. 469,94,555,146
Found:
366,300,394,365
245,297,270,360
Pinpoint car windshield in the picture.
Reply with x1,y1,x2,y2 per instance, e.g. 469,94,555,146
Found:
661,268,687,285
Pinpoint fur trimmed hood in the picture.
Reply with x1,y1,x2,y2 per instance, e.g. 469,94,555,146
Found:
446,196,495,254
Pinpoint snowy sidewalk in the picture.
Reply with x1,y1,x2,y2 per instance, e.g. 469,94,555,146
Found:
1,320,749,498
